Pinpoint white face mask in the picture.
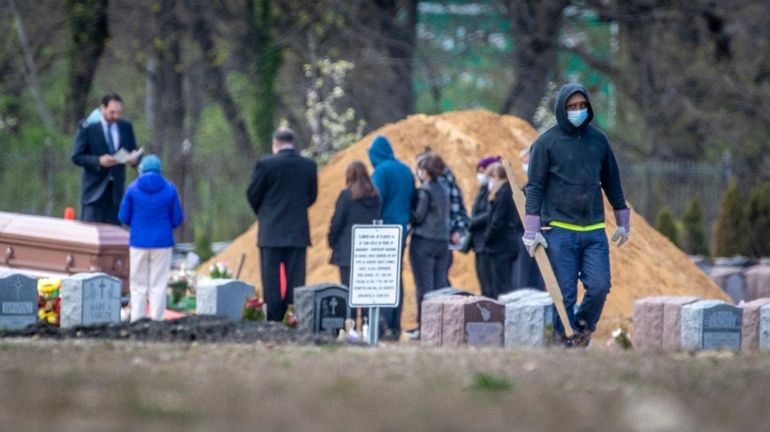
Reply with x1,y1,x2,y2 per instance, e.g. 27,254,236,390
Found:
476,173,488,185
522,163,529,174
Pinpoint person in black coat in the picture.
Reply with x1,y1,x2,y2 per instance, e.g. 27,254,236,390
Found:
408,154,450,337
328,160,382,286
71,93,141,225
483,162,522,299
247,128,318,321
468,155,501,297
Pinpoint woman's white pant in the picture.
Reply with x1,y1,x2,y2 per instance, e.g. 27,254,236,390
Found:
130,247,172,322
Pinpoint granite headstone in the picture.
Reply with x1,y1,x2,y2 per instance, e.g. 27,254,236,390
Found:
681,300,742,350
740,298,770,351
0,271,37,330
463,298,505,347
745,263,770,301
60,272,121,328
196,279,255,321
504,295,554,348
632,296,670,351
661,296,700,350
760,304,770,352
295,283,350,334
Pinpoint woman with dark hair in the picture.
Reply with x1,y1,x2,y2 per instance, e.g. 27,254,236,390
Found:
483,162,522,298
406,153,450,339
328,160,381,286
467,155,501,297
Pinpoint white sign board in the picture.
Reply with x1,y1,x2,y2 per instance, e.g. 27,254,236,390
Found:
349,225,402,308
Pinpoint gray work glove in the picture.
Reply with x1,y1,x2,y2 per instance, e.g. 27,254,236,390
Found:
522,214,547,257
611,208,631,247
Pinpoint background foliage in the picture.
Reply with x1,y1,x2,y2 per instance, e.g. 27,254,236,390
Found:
1,0,768,252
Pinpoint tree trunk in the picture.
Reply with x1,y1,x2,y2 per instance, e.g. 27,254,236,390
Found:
64,0,109,132
152,0,191,240
499,0,568,123
251,0,284,155
374,0,418,119
186,0,255,160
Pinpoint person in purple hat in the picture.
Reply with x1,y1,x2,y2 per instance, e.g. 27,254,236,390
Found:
466,155,501,296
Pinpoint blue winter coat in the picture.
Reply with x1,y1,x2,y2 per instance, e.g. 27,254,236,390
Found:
119,172,184,248
368,135,415,230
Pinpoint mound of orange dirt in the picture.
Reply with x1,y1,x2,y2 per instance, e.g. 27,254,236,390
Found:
204,110,728,339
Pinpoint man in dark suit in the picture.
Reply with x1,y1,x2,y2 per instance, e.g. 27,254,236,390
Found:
247,128,318,321
71,93,140,225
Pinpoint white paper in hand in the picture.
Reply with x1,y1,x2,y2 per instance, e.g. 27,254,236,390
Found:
113,147,144,164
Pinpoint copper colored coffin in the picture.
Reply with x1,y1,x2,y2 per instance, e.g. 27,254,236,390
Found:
0,212,129,289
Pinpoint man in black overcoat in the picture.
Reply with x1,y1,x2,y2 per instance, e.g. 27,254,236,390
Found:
247,128,318,321
71,93,140,225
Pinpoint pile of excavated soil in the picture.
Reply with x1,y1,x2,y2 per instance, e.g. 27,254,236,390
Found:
206,110,729,339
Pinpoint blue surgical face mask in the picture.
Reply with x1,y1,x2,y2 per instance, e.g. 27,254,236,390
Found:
567,108,588,127
476,173,488,185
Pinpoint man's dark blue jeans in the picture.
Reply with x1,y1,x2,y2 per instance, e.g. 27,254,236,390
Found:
543,227,611,338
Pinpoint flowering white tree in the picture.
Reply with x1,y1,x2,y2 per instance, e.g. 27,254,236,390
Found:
304,58,365,161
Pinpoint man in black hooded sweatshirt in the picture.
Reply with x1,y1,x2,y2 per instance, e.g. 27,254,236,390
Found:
523,83,630,347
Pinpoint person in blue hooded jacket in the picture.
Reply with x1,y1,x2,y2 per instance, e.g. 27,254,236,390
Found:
119,155,184,322
368,135,415,339
523,83,630,347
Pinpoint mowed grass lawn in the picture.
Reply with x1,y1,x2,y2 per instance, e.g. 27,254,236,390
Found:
1,340,769,432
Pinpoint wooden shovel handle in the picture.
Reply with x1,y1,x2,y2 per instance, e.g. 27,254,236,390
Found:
502,159,574,337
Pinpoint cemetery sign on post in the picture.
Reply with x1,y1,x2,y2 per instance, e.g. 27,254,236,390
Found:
349,224,402,345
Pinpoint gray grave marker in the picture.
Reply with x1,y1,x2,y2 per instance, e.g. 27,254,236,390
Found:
61,273,122,328
196,279,255,321
0,271,37,330
504,295,554,348
760,305,770,352
295,283,350,334
681,300,742,350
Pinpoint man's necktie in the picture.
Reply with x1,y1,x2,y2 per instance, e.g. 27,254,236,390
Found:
106,124,117,152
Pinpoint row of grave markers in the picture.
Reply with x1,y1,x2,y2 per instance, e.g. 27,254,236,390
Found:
4,268,768,352
0,271,261,330
633,296,770,351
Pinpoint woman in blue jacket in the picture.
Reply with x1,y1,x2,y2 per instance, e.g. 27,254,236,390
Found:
119,155,183,321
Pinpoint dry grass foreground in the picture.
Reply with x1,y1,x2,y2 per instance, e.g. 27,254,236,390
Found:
1,341,769,431
205,110,729,338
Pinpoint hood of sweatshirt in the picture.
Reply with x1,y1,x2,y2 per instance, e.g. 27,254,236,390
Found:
368,135,395,167
136,172,167,194
554,83,594,134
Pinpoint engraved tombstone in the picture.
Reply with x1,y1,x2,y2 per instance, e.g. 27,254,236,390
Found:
196,279,255,321
61,273,122,328
295,283,350,334
0,271,37,330
463,298,505,347
681,300,742,350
